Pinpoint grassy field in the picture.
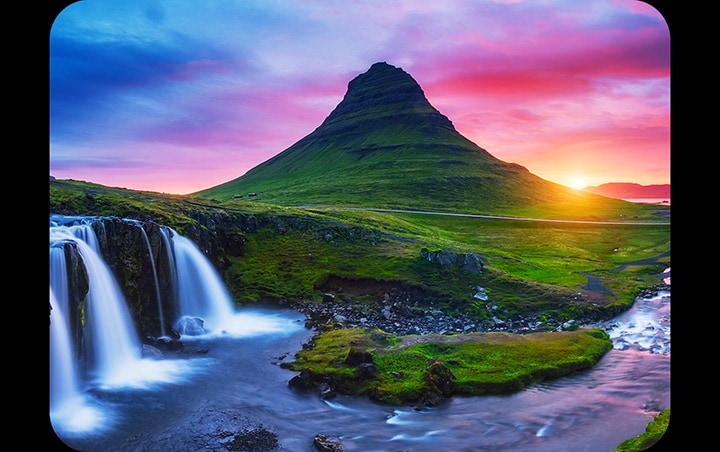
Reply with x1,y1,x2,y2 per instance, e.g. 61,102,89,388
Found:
50,179,670,320
49,178,670,447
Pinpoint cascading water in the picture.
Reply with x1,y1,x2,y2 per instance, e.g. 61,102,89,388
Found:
50,215,296,439
50,214,670,450
164,230,236,336
133,220,166,337
50,220,143,388
49,287,82,413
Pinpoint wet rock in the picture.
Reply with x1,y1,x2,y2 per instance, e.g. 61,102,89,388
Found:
318,382,336,399
174,315,206,336
141,344,164,359
288,369,316,390
313,434,344,451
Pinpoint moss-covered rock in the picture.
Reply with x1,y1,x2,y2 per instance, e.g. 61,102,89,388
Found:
286,327,613,406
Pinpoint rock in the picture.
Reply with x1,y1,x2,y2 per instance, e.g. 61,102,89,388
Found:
228,427,279,451
345,347,373,366
420,248,484,274
357,362,378,380
421,358,455,406
174,316,206,336
473,287,488,301
288,369,316,390
436,250,458,268
463,253,484,274
141,344,164,359
314,434,344,451
318,382,336,399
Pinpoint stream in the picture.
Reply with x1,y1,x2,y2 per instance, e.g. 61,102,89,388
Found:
51,291,670,452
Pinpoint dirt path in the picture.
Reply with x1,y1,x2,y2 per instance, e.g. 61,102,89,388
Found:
581,251,670,293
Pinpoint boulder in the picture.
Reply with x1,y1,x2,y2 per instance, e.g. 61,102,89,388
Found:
141,344,164,359
288,369,316,390
421,358,455,406
174,316,206,336
420,248,484,274
344,347,373,366
357,362,378,380
463,253,484,274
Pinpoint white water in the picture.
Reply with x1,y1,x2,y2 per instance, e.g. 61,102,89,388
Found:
50,223,142,388
49,216,299,438
134,220,166,336
50,215,670,451
167,233,237,335
55,291,670,451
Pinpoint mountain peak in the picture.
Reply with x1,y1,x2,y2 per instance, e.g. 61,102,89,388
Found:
198,62,600,215
321,62,453,129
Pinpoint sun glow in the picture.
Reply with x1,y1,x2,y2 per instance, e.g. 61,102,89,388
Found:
569,175,587,190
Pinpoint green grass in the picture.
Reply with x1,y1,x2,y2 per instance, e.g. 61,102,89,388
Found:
616,409,671,451
285,327,613,405
50,178,670,320
49,178,669,448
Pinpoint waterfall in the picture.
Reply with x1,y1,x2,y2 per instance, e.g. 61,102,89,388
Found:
49,287,82,411
160,226,179,318
134,221,166,337
50,221,143,388
49,214,281,438
167,232,236,335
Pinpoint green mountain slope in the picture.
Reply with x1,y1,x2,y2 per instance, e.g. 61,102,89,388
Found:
195,62,631,216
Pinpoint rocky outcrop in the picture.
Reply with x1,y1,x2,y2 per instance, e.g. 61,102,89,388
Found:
50,210,391,338
420,248,485,274
91,217,176,336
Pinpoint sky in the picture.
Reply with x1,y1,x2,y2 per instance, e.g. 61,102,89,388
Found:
49,0,670,195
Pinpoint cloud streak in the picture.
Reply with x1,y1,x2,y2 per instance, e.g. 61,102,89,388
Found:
49,0,670,194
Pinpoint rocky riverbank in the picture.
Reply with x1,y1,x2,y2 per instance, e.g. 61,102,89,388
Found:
285,282,670,337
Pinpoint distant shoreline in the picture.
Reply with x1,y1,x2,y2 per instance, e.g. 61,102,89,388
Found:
623,198,671,206
582,183,670,201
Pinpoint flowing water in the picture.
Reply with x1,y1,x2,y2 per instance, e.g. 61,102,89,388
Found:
49,216,670,451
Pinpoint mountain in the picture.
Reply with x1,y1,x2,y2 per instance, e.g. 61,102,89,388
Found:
196,62,623,215
582,183,670,200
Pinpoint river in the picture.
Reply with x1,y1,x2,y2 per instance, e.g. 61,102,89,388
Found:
51,290,670,452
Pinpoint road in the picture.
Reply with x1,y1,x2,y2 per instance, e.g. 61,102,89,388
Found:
335,207,671,225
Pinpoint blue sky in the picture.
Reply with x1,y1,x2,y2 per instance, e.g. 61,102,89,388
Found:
50,0,670,194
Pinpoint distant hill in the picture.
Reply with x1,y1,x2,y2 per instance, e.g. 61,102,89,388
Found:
195,62,629,215
582,183,670,200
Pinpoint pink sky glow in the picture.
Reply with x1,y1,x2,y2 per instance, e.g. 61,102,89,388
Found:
49,0,670,195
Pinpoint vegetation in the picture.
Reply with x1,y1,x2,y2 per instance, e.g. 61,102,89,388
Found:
284,327,613,405
616,409,671,451
49,179,668,448
193,63,669,224
50,178,670,322
47,63,670,448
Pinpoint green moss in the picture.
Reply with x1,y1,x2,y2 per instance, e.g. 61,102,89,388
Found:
616,409,671,451
287,327,613,405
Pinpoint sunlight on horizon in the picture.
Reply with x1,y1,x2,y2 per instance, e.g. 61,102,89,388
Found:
569,175,587,190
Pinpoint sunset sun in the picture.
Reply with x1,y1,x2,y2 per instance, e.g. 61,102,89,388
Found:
569,176,587,190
